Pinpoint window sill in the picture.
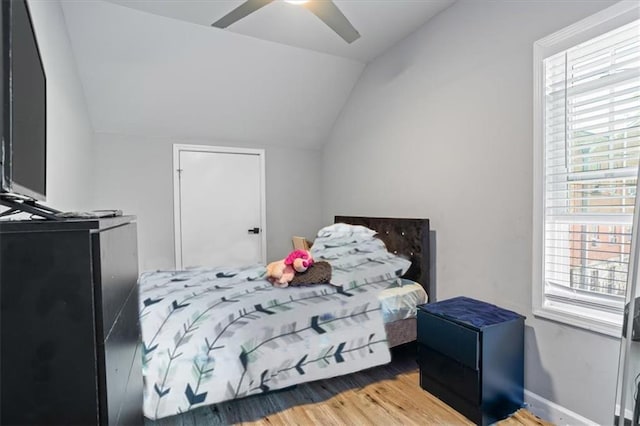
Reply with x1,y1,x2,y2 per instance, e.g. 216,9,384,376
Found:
533,303,623,338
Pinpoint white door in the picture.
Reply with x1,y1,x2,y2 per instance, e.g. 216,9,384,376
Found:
173,145,266,269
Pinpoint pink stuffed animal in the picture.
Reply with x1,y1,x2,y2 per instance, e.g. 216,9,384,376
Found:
266,250,315,288
284,249,314,273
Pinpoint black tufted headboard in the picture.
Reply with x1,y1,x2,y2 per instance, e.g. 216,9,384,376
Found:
334,216,433,302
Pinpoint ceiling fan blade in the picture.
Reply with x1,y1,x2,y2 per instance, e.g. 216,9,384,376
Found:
211,0,274,28
303,1,360,44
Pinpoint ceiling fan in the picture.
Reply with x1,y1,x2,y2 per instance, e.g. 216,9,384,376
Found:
211,0,361,44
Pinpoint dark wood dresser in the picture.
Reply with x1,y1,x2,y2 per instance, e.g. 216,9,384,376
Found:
0,216,143,425
417,296,524,425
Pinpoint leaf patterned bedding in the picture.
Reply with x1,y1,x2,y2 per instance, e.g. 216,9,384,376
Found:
139,224,411,420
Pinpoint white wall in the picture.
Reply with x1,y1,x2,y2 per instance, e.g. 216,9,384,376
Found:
93,132,323,272
28,0,94,211
58,0,351,271
322,0,623,423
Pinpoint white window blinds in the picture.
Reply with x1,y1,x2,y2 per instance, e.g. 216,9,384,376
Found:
543,19,640,307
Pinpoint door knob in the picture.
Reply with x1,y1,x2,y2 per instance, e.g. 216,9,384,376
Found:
248,227,260,234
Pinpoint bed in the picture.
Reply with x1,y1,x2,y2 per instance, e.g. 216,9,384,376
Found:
139,216,431,420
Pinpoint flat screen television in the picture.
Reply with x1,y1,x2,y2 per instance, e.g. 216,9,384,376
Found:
0,0,46,201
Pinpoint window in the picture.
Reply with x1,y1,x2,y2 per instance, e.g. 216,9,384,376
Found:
533,3,640,336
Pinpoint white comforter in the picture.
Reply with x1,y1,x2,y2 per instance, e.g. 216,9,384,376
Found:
139,224,410,419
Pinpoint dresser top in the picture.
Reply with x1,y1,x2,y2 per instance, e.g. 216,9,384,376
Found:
0,215,136,233
419,296,523,329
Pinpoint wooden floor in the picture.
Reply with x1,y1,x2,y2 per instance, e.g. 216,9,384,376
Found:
147,344,552,426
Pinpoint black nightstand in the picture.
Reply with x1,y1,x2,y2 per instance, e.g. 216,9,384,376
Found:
417,297,524,425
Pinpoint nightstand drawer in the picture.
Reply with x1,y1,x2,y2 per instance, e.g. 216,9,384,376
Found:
418,344,480,404
417,310,479,369
419,369,483,425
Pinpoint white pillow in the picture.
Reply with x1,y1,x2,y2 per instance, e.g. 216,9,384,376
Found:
315,223,377,238
312,224,411,288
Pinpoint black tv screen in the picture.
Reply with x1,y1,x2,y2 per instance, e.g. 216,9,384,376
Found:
0,0,46,201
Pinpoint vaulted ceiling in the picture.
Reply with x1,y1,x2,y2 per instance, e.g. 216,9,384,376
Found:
60,0,453,149
103,0,454,62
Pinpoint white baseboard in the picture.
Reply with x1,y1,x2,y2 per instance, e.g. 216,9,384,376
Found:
524,389,599,426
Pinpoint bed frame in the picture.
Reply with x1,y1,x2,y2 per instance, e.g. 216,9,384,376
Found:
334,216,432,347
